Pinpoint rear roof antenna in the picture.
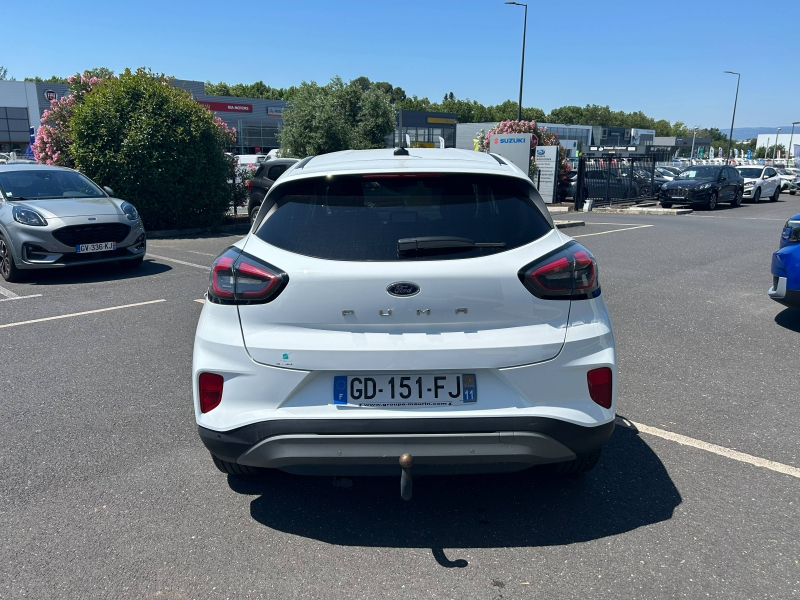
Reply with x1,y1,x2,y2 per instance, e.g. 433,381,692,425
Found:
394,108,409,156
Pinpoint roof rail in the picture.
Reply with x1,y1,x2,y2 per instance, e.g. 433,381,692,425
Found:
489,153,507,165
295,156,315,170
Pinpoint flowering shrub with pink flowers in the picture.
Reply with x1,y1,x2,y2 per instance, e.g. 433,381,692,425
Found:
477,119,571,181
32,72,106,167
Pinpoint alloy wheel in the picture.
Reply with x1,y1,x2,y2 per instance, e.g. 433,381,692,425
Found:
708,191,717,210
0,238,11,279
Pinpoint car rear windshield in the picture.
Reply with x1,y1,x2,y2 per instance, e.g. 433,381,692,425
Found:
254,173,552,261
0,169,105,199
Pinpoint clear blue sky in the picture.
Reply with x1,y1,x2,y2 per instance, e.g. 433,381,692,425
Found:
3,0,798,128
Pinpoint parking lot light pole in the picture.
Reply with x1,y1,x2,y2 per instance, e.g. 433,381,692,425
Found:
724,71,740,165
505,1,527,122
789,122,799,162
690,127,698,163
773,127,781,160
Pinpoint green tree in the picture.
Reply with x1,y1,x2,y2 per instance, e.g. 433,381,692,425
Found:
69,68,235,230
0,66,11,81
279,77,395,157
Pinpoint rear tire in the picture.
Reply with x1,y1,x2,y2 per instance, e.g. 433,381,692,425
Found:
549,449,602,474
0,234,23,283
730,189,742,207
212,455,261,476
249,204,261,226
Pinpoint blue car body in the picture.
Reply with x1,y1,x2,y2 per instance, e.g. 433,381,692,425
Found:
769,212,800,308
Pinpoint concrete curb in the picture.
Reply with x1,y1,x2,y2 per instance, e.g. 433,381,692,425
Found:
554,219,585,228
547,206,572,214
147,222,250,239
592,207,693,216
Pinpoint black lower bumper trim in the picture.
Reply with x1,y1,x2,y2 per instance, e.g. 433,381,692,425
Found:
199,416,615,464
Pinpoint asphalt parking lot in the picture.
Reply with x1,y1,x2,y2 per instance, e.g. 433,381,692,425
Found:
2,194,799,599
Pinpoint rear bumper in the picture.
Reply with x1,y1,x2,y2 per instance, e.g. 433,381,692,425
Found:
199,416,614,473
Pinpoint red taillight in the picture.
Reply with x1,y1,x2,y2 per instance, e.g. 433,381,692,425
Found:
207,248,288,305
531,255,572,291
199,372,224,413
210,253,236,299
572,250,597,291
235,258,282,299
518,243,600,300
587,367,613,409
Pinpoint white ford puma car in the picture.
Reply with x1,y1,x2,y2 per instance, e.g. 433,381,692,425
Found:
193,148,616,497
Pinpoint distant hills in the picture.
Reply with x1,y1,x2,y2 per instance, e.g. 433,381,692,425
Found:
726,126,795,140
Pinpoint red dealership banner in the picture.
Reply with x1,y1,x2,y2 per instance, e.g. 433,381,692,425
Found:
198,101,252,113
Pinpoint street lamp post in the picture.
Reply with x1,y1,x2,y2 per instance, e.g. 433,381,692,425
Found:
789,122,799,163
773,127,781,160
724,71,740,165
505,1,528,121
690,127,698,163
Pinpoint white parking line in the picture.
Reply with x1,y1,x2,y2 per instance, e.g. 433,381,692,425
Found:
186,250,217,257
0,294,42,303
147,254,209,270
689,215,787,221
0,284,41,302
616,417,800,479
0,284,19,299
0,299,166,329
573,224,653,238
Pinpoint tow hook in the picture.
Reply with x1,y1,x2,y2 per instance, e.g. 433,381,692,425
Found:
399,453,413,501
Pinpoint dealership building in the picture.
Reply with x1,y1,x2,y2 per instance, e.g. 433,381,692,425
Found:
0,81,70,154
0,78,288,156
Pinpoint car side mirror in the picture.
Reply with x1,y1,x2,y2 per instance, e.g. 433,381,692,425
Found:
103,186,114,196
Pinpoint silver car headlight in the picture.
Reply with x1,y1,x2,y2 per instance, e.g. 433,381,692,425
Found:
744,181,754,187
121,202,139,222
12,206,48,226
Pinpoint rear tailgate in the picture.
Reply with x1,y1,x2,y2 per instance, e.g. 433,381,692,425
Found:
237,231,571,371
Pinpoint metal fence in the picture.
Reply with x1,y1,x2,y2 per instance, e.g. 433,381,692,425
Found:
574,155,657,208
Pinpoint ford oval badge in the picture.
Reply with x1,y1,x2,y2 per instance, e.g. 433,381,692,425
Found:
387,282,420,297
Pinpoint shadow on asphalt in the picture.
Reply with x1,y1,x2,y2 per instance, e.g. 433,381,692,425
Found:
774,308,800,332
227,426,681,567
17,258,172,286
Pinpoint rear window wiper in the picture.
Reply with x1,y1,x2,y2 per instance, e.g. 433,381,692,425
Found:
397,236,505,256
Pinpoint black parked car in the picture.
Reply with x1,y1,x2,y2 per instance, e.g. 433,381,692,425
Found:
557,170,579,200
247,158,299,223
659,165,743,210
620,167,669,197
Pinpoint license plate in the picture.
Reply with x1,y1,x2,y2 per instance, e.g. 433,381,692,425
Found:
670,195,685,199
333,374,477,407
76,242,116,253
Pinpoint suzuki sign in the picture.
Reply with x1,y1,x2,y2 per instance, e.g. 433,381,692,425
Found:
490,133,532,174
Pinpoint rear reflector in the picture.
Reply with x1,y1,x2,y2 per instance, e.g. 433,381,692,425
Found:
587,367,613,409
199,372,224,413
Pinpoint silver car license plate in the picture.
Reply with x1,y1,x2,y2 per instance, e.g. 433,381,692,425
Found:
76,242,116,253
333,374,477,407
